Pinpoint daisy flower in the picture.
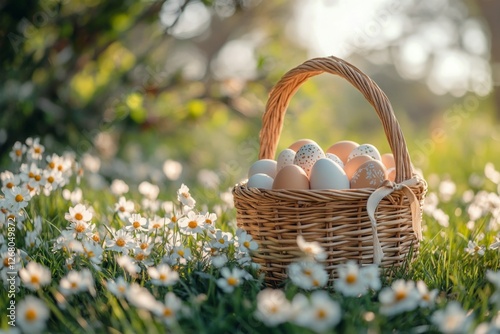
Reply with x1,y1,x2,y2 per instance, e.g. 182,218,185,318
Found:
465,240,485,256
110,179,129,196
294,291,342,333
19,261,51,291
125,213,148,233
177,210,205,236
25,230,42,248
487,270,500,306
25,137,45,161
62,187,83,205
216,267,248,293
107,276,129,298
254,289,292,326
132,247,155,267
210,229,233,249
165,245,192,265
67,220,90,239
211,253,228,268
361,264,381,291
42,168,64,194
177,184,196,208
16,296,50,333
416,280,438,308
431,301,472,334
148,215,165,231
59,268,94,296
9,141,27,162
235,228,258,253
106,229,134,254
148,264,179,287
138,181,160,200
379,279,420,316
125,282,159,312
82,241,104,269
1,171,20,192
135,233,155,253
154,292,185,325
288,260,328,290
3,186,31,211
64,203,93,224
116,255,141,275
114,196,135,220
163,159,183,181
296,235,327,261
334,261,368,297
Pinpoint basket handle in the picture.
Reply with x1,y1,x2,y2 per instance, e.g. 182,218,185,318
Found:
259,55,413,183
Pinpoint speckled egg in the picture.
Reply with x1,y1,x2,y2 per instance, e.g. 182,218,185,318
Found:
288,139,319,152
293,143,325,177
347,143,382,162
276,149,296,172
325,153,344,168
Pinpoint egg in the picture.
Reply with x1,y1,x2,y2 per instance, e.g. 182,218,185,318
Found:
272,165,310,190
326,140,359,164
247,173,274,189
293,143,325,177
343,154,374,180
350,160,387,189
347,143,382,162
248,159,277,178
381,153,395,169
386,167,396,182
288,139,318,152
309,158,349,190
276,149,296,172
325,153,344,168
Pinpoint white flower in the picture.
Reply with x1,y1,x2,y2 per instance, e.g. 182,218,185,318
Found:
154,292,184,325
125,213,148,233
254,289,291,326
416,280,438,308
297,235,327,261
163,159,183,181
114,196,135,220
361,264,381,291
487,270,500,306
62,187,83,205
216,267,248,293
126,282,160,312
16,296,50,333
465,240,485,256
64,203,93,224
3,186,31,211
439,179,456,202
294,291,342,333
83,241,104,269
67,220,90,239
288,260,328,290
25,137,45,161
116,255,141,275
148,264,179,286
106,229,134,254
210,229,233,249
59,269,94,296
211,253,228,268
148,215,165,230
19,262,51,291
9,141,26,162
24,230,41,248
107,276,129,298
235,228,258,253
1,171,20,192
431,301,472,334
334,261,368,297
379,279,420,316
177,210,205,236
138,181,160,200
110,179,129,196
177,184,196,208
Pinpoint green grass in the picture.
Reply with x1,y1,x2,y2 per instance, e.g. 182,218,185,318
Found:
1,116,500,333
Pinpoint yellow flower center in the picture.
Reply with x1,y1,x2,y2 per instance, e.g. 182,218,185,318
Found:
49,161,55,169
177,250,185,257
74,213,83,221
316,309,327,320
87,251,95,258
3,258,10,267
7,214,15,221
188,221,197,229
116,238,126,247
58,165,63,171
182,192,189,198
25,309,37,322
303,269,312,277
346,273,357,284
6,182,14,189
206,219,212,225
15,149,22,157
92,234,100,242
269,305,278,314
75,224,86,233
227,277,238,286
70,282,78,289
422,293,430,301
135,253,145,261
47,176,54,183
163,307,173,317
133,221,141,229
15,194,24,202
34,175,41,181
28,172,35,178
118,286,126,293
152,223,161,229
219,238,225,244
171,216,177,223
34,147,41,154
313,279,320,287
243,241,250,248
159,273,167,281
395,290,407,301
140,243,148,250
119,206,125,212
30,275,40,285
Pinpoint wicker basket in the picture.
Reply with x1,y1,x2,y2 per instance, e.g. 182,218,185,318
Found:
232,56,427,286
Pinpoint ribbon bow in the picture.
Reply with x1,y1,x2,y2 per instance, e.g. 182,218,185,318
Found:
367,177,422,264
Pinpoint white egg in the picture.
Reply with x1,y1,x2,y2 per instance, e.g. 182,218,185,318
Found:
276,149,296,172
247,173,274,189
293,143,325,177
310,158,349,190
248,159,277,178
325,153,344,168
347,144,382,162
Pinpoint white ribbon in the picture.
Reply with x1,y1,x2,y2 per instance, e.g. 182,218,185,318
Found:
367,176,422,264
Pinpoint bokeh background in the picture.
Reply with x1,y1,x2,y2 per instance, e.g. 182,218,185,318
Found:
1,0,499,195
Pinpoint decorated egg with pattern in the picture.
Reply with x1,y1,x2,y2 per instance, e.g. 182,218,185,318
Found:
347,143,382,162
293,143,325,177
325,153,344,168
350,160,386,189
276,148,296,172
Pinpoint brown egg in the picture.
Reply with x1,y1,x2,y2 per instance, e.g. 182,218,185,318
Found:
326,140,359,164
381,153,395,170
343,154,373,180
386,167,396,182
350,160,386,189
272,165,310,190
289,139,319,152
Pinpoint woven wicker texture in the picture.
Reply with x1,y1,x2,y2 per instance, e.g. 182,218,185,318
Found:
232,56,427,286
